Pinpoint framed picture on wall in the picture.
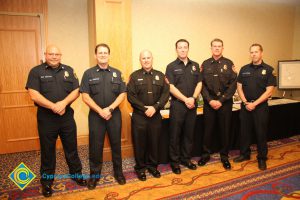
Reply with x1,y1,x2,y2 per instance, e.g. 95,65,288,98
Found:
278,60,300,89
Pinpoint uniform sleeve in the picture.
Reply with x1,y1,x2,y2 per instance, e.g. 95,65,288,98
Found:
79,70,91,94
200,62,213,102
201,84,212,102
127,74,147,112
219,62,237,103
197,64,203,83
153,75,170,111
267,68,277,87
25,68,40,91
71,69,79,90
165,65,175,84
119,72,127,93
237,69,243,84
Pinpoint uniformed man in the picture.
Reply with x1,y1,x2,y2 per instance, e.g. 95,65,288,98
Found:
165,39,202,174
127,50,169,181
234,43,276,170
25,45,86,197
80,43,126,189
198,38,237,170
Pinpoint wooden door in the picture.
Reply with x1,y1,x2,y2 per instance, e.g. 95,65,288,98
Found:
0,13,43,154
91,0,134,160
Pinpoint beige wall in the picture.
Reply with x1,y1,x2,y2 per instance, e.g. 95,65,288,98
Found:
48,0,90,136
291,5,300,99
293,6,300,59
132,0,299,98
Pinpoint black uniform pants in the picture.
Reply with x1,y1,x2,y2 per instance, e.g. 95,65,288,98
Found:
88,109,122,177
169,100,197,166
37,109,82,186
239,102,269,161
202,100,232,160
132,112,161,172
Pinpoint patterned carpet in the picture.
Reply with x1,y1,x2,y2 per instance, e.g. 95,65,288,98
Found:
0,135,299,199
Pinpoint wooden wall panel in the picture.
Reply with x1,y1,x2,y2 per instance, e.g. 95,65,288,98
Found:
0,0,46,13
92,0,133,160
0,0,47,154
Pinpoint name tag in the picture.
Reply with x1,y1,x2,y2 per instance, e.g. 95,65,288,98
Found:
41,75,52,79
242,72,251,75
174,69,182,72
89,77,100,81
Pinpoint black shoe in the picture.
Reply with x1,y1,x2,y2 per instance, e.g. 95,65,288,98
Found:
221,159,231,170
136,171,147,181
72,177,87,186
198,157,210,166
171,165,181,174
87,178,99,190
233,155,250,163
148,168,161,178
258,160,267,170
181,161,197,170
114,173,126,185
41,184,52,197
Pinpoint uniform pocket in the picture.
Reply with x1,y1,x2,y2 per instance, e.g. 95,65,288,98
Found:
219,71,231,85
40,77,54,93
241,74,251,86
191,71,200,84
88,80,101,95
64,79,73,92
203,71,213,85
174,69,184,84
111,78,121,93
152,79,164,94
258,75,268,88
136,79,147,94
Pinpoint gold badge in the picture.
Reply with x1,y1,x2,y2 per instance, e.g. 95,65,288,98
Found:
64,71,69,79
192,66,196,71
224,65,227,70
113,72,117,77
155,75,159,80
262,69,266,75
221,68,223,73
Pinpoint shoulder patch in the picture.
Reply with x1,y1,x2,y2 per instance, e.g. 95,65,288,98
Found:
73,72,78,79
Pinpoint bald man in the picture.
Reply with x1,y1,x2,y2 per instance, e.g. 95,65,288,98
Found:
127,50,169,181
26,45,86,197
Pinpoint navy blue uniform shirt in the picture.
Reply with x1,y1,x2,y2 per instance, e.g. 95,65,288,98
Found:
127,68,170,113
237,62,277,101
201,56,237,103
80,65,126,108
26,63,79,105
165,58,202,100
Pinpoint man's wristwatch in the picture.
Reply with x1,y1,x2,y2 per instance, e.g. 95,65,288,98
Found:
109,107,114,113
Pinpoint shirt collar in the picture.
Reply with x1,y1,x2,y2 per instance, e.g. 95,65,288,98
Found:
175,57,191,65
210,56,224,64
142,68,153,75
45,63,63,70
96,65,111,72
250,60,265,68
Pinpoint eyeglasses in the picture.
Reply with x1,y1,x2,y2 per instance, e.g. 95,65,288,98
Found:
46,53,62,57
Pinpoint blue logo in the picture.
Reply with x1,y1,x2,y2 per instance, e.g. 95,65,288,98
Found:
8,162,36,190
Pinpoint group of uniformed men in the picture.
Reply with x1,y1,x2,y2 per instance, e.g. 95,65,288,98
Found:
26,39,276,197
